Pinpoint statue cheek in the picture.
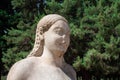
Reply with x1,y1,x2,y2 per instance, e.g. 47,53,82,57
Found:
54,36,63,43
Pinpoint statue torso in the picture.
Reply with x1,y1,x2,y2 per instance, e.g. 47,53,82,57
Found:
27,63,72,80
8,57,75,80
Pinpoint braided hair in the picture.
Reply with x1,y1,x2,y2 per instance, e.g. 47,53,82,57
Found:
27,14,68,57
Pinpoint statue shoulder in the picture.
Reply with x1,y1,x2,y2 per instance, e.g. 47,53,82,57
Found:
7,57,39,80
11,57,37,69
64,63,77,80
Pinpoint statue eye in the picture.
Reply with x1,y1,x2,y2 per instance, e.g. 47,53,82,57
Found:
54,27,64,36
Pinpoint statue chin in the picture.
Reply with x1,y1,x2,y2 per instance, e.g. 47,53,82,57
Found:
53,46,68,54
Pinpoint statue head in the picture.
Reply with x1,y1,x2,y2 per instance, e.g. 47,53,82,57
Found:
27,14,70,57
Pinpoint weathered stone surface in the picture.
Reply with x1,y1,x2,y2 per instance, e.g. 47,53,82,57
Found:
7,14,76,80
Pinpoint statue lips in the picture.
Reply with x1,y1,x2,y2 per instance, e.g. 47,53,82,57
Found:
57,42,67,52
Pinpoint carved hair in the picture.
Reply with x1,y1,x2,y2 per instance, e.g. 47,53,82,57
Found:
27,14,68,57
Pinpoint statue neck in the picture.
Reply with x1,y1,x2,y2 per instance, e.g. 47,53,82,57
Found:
41,46,65,68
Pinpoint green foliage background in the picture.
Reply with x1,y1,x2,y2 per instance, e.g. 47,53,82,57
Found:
1,0,120,80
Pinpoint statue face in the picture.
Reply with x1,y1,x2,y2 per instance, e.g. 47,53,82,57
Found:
44,20,70,55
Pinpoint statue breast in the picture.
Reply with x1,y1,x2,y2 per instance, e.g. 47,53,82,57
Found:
27,63,72,80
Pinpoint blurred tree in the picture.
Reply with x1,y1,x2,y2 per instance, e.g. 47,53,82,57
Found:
72,0,120,79
1,0,46,77
0,0,20,77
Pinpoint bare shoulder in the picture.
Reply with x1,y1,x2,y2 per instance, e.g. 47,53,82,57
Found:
7,57,39,80
9,57,37,71
64,63,77,80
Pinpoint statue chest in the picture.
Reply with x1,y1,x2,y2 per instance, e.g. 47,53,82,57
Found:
26,64,72,80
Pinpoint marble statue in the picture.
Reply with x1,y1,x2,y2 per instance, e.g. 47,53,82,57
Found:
7,14,77,80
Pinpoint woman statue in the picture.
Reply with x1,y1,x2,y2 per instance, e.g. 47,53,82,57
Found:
7,14,76,80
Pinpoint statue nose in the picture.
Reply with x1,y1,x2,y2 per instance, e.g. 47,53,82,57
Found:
62,35,66,44
62,40,66,44
62,35,65,39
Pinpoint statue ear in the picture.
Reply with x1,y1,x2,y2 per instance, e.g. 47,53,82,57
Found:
39,35,44,40
43,32,47,39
